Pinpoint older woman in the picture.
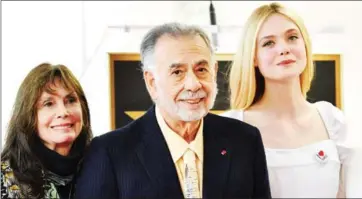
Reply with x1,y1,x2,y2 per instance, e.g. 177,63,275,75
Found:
1,63,92,198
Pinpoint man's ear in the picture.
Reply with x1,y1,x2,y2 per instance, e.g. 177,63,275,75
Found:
213,61,218,79
143,70,157,101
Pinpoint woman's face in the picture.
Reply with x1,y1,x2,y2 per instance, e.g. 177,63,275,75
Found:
255,13,307,82
36,79,83,149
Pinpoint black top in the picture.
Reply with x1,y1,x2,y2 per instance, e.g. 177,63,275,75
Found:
32,133,86,199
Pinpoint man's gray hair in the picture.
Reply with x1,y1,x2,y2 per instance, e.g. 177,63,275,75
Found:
140,22,215,72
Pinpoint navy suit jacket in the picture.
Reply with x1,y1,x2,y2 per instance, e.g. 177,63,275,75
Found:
75,106,271,198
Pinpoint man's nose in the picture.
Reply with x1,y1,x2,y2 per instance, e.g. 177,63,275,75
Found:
184,71,202,92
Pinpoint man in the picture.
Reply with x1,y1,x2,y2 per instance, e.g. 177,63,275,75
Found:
75,22,271,199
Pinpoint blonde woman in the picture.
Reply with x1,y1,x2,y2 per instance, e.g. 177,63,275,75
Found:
221,2,353,198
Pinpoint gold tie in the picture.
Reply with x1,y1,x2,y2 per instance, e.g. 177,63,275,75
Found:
183,148,200,198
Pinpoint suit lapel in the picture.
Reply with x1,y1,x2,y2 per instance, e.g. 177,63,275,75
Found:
135,106,184,198
203,113,231,199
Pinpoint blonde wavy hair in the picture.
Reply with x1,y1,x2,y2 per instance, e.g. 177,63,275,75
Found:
229,2,314,110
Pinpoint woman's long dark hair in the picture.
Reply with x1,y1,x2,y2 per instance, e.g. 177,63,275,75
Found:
1,63,93,198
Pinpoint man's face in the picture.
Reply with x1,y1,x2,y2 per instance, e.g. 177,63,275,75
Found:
144,35,218,122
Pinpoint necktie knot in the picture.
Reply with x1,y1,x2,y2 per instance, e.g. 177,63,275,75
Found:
184,148,196,163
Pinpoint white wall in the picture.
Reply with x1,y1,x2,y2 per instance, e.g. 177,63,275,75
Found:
1,1,84,146
2,1,361,144
341,2,362,147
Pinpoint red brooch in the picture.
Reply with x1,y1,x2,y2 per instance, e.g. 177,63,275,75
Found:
221,149,227,156
316,150,328,163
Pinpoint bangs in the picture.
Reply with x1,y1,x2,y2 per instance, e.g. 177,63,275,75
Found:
43,68,76,94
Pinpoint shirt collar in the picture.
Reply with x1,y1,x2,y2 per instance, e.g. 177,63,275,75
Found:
155,106,204,163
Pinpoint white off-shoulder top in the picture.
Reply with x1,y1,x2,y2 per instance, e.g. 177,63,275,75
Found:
221,101,352,198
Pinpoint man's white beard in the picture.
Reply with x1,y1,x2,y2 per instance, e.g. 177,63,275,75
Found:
155,82,218,122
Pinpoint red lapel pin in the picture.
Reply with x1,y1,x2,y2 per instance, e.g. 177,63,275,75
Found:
316,150,328,163
221,149,227,156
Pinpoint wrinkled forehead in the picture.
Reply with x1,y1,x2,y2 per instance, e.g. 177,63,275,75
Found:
154,35,213,69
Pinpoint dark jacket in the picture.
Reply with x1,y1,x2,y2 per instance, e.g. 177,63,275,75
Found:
75,106,271,198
